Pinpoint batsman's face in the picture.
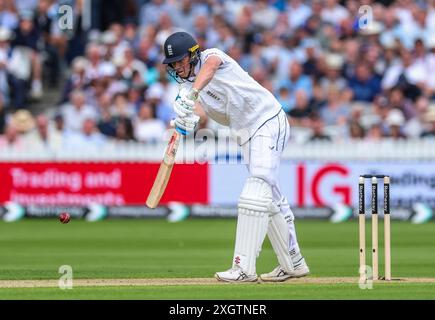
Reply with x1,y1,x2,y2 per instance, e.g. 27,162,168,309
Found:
171,56,191,78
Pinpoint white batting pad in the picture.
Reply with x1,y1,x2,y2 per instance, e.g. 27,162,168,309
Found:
232,177,274,275
268,213,294,273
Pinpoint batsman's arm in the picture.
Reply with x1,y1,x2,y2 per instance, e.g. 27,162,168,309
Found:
191,55,222,97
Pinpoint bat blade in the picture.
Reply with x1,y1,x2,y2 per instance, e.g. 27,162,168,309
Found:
146,131,181,208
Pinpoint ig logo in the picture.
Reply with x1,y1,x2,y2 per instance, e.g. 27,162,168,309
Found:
58,5,73,30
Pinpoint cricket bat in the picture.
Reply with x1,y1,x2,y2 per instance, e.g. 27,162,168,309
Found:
146,130,181,208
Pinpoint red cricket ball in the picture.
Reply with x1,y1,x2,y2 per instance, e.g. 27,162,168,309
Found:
59,212,71,224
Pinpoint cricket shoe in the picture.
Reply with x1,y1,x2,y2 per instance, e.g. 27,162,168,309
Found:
215,266,258,283
260,252,310,282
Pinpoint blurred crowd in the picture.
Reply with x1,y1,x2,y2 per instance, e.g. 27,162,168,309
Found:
1,0,435,153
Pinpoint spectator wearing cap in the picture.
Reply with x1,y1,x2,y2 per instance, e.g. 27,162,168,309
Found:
133,102,166,143
12,9,43,100
61,90,98,132
319,53,346,97
385,108,407,140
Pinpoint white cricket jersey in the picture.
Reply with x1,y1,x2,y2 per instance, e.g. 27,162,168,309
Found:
182,48,282,145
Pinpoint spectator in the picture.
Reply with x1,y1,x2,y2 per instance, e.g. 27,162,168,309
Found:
278,60,313,102
23,114,63,151
319,53,347,97
387,86,416,120
61,56,90,104
0,92,4,133
133,102,166,143
277,86,293,113
111,92,135,118
0,121,24,150
320,0,349,27
288,89,312,127
365,123,385,141
114,116,135,142
139,0,173,28
286,0,312,31
308,113,332,142
420,106,435,138
348,62,381,102
12,9,43,99
381,48,425,100
171,0,208,33
64,117,106,149
0,27,12,105
404,96,431,138
320,87,351,126
385,108,407,140
348,120,365,140
61,90,97,132
251,0,279,30
0,0,18,30
9,108,35,135
34,0,65,88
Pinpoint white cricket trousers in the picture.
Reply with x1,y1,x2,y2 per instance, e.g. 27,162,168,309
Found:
241,109,300,253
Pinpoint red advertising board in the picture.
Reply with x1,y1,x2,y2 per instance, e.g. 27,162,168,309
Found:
0,162,209,205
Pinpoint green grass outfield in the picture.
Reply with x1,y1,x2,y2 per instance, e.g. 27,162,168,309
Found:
0,218,435,299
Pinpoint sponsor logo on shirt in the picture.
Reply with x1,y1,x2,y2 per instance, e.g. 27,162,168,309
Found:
206,90,220,101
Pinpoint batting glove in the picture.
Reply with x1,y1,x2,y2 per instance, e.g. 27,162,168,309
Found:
171,114,200,135
173,87,198,117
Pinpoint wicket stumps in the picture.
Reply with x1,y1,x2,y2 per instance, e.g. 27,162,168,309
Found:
359,174,391,282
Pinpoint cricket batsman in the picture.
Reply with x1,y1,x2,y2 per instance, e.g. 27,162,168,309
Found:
162,31,309,282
